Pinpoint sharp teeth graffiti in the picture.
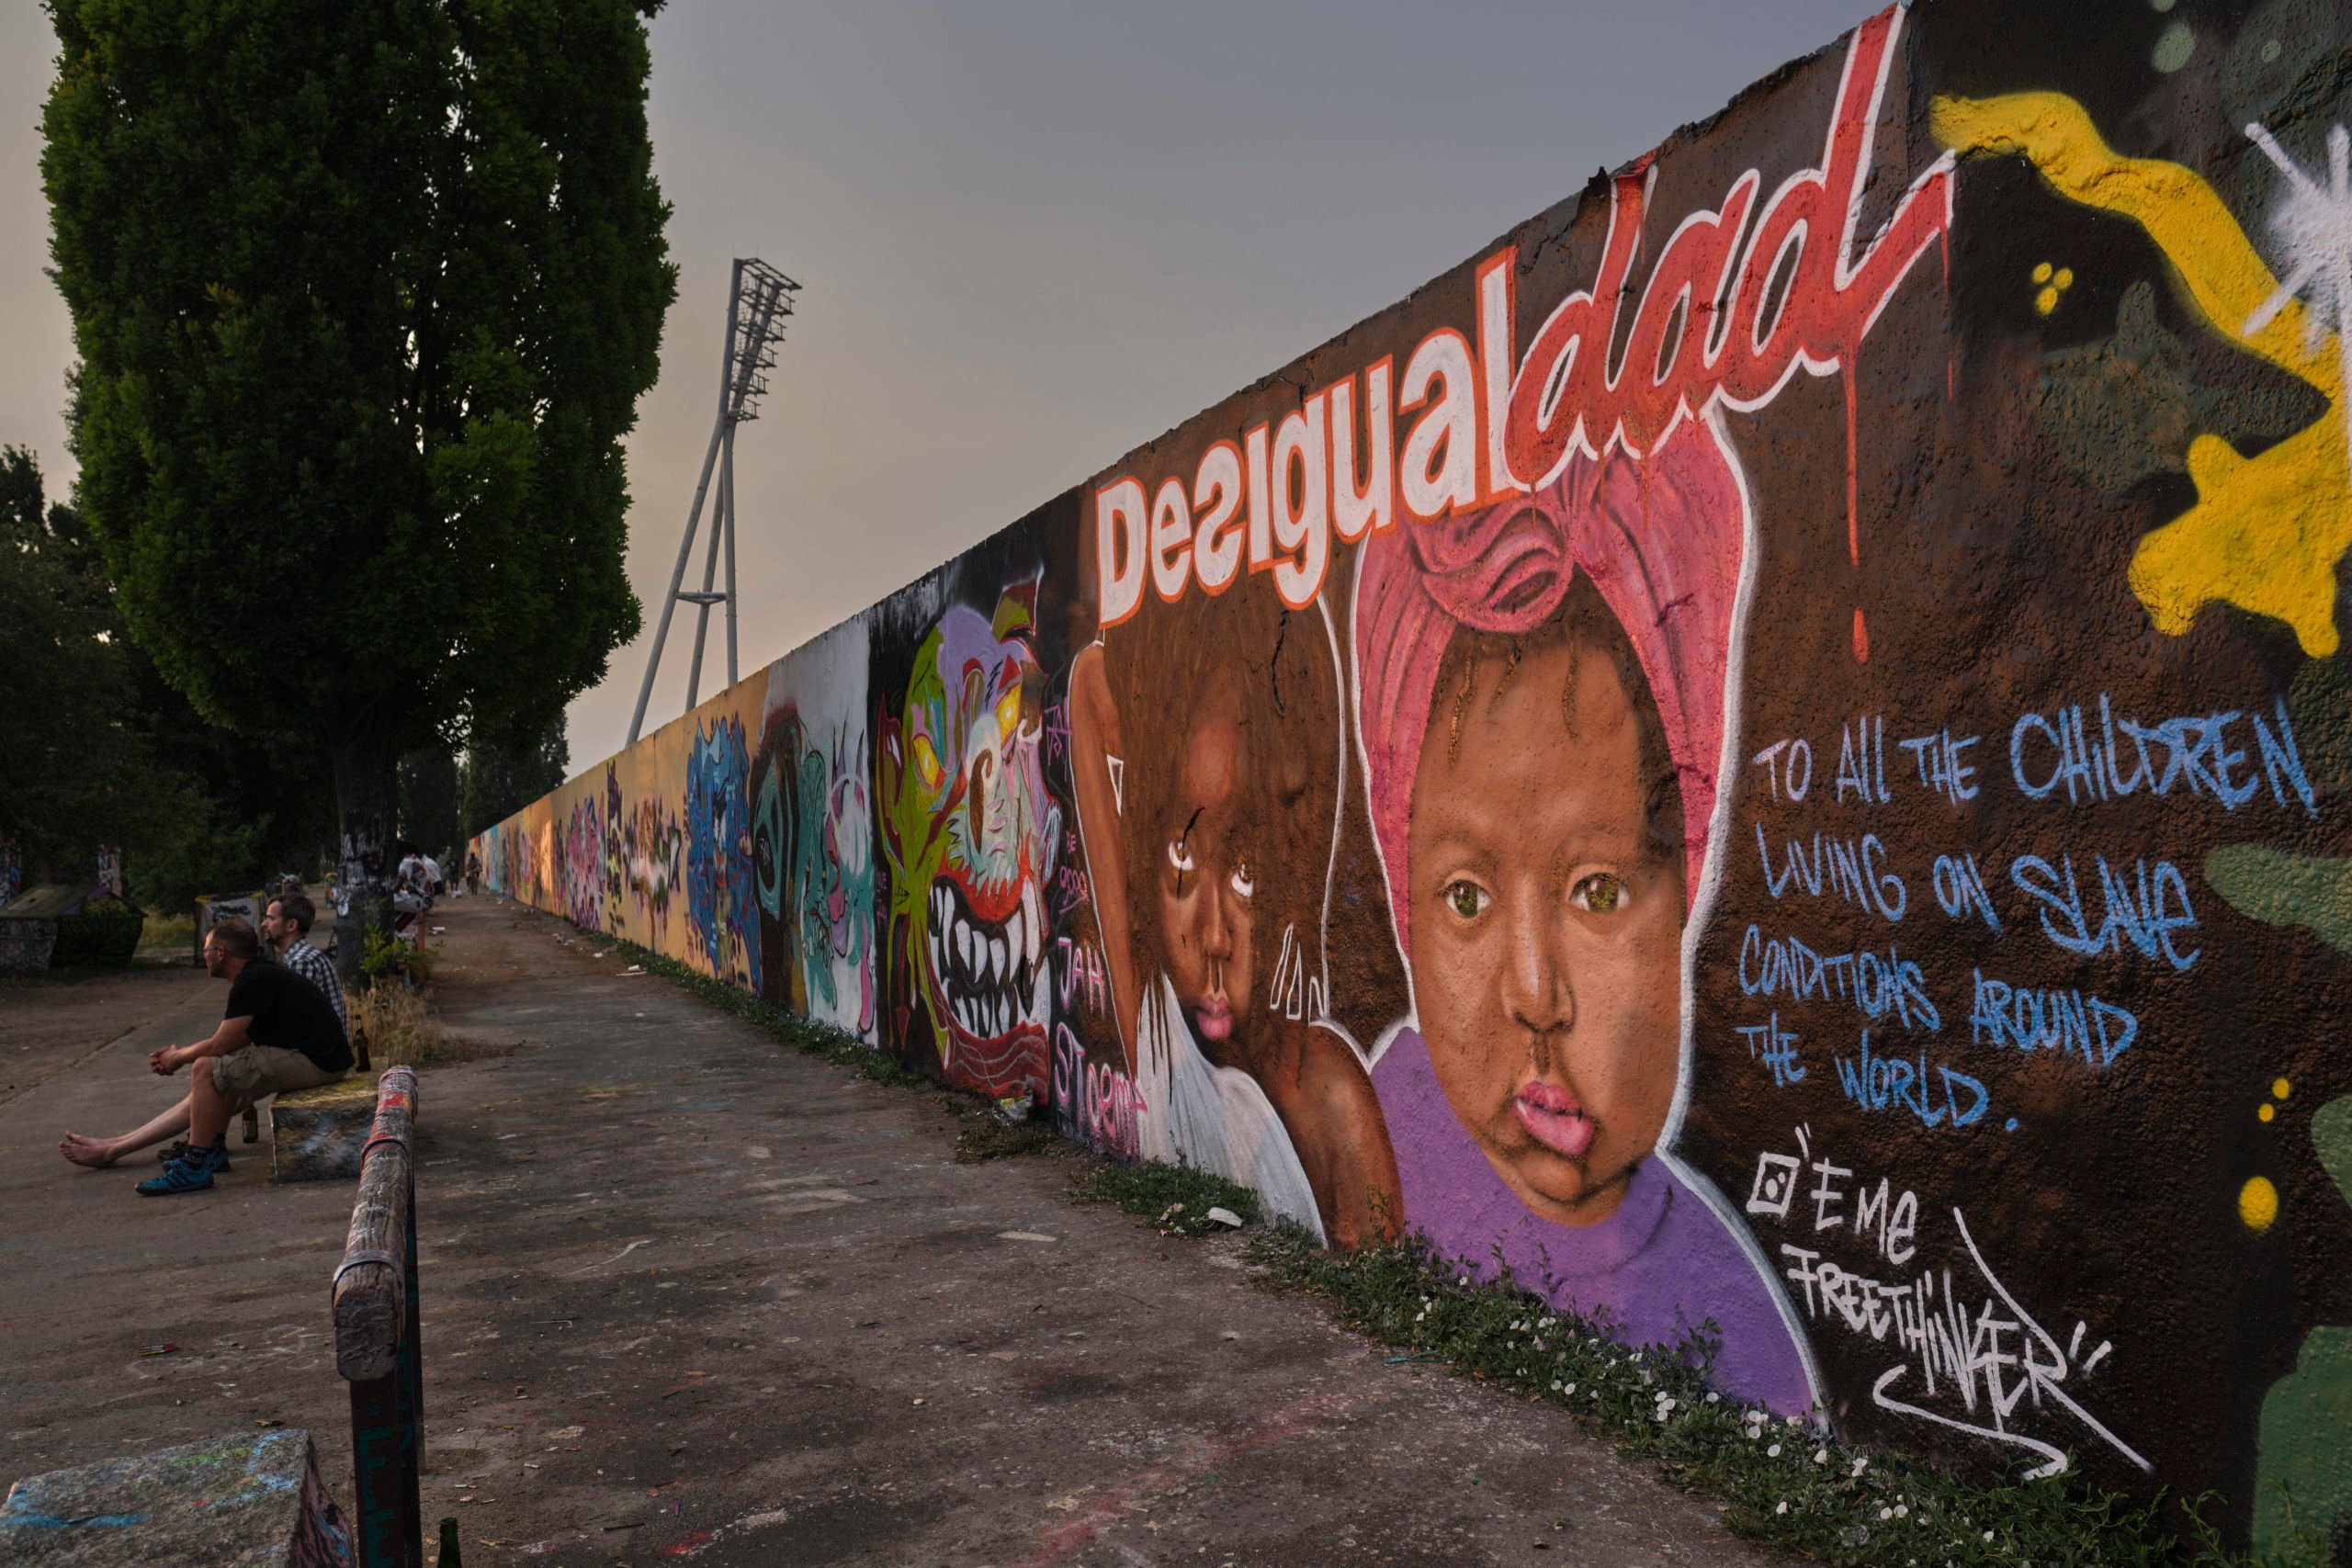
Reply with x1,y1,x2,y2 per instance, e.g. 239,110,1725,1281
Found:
881,585,1061,1100
469,6,2352,1554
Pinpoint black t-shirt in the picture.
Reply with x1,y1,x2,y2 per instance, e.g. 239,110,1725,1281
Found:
225,959,353,1073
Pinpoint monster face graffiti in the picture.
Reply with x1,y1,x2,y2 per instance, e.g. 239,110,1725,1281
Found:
883,589,1061,1100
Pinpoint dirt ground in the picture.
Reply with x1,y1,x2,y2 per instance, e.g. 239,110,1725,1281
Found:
0,962,212,1110
0,897,1772,1566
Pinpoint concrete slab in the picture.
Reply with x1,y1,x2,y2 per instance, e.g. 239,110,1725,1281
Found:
0,1427,352,1566
2,898,1771,1566
268,1078,376,1184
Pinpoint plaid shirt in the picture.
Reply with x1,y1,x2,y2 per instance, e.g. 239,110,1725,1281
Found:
279,937,348,1040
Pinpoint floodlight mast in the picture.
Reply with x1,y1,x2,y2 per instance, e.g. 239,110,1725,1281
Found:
628,257,800,744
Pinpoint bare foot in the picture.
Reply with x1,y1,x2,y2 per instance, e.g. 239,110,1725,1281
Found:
60,1134,119,1169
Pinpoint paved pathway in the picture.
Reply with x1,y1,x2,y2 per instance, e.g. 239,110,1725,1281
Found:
0,899,1770,1566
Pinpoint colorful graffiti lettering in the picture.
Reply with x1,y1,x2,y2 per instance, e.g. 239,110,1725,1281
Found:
561,792,604,933
753,712,876,1035
625,792,681,943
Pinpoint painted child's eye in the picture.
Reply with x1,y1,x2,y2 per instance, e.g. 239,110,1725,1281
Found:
1442,879,1489,919
1167,840,1196,874
911,733,944,791
1572,873,1628,913
1229,862,1255,900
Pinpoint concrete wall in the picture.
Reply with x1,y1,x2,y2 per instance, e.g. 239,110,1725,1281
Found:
473,5,2352,1552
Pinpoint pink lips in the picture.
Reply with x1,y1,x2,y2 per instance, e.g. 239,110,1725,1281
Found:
1190,996,1234,1043
1513,1080,1596,1158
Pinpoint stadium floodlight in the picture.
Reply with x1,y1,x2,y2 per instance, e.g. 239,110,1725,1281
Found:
628,256,801,743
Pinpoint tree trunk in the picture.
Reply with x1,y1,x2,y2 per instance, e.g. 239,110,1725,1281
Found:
333,739,399,988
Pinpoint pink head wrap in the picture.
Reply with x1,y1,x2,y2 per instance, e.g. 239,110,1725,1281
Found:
1355,419,1747,957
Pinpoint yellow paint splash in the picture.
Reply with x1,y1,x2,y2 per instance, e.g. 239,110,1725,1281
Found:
2242,1174,2281,1231
1933,93,2351,656
2031,262,2075,317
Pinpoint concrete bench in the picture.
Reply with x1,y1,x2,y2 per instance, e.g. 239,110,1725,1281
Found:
0,1427,353,1566
268,1077,377,1183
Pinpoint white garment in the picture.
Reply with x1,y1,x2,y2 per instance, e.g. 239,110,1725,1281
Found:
1133,975,1326,1243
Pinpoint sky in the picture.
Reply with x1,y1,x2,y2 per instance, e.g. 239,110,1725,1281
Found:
0,0,1877,777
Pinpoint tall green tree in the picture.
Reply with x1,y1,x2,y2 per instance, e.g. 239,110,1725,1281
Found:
42,0,674,972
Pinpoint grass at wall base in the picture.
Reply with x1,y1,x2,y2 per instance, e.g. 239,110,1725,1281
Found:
598,921,2250,1567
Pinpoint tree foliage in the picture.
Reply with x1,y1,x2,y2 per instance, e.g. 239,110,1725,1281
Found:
399,745,462,856
0,445,330,907
41,0,675,886
0,444,141,880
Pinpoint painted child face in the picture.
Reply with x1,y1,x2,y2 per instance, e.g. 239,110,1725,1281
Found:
1405,637,1683,1227
1157,687,1257,1046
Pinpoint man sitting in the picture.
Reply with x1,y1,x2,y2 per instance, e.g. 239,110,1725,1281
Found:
261,892,346,1039
57,917,353,1192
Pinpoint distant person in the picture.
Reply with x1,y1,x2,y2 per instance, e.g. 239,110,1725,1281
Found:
465,850,481,897
58,917,352,1192
260,892,346,1039
393,847,432,918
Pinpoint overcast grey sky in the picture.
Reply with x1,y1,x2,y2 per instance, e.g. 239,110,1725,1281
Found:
0,0,1874,773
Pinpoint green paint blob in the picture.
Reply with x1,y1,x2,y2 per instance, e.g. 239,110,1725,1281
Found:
2035,281,2313,492
2252,1098,2352,1563
2154,21,2197,71
2205,844,2352,954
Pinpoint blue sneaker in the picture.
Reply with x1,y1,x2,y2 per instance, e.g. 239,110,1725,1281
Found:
136,1146,220,1196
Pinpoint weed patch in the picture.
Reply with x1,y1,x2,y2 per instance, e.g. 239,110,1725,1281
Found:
1073,1158,1261,1236
1244,1226,2233,1566
952,1104,1061,1161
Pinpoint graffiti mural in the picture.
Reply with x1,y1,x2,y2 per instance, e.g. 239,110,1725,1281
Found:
878,582,1062,1100
470,5,2352,1554
753,622,876,1037
560,790,604,933
685,714,758,988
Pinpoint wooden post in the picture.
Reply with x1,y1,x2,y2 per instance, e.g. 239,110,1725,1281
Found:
333,1067,422,1568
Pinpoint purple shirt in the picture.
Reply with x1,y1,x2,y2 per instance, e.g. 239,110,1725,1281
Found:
1372,1025,1813,1414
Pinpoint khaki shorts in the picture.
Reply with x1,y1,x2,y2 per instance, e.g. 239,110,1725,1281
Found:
210,1045,339,1107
